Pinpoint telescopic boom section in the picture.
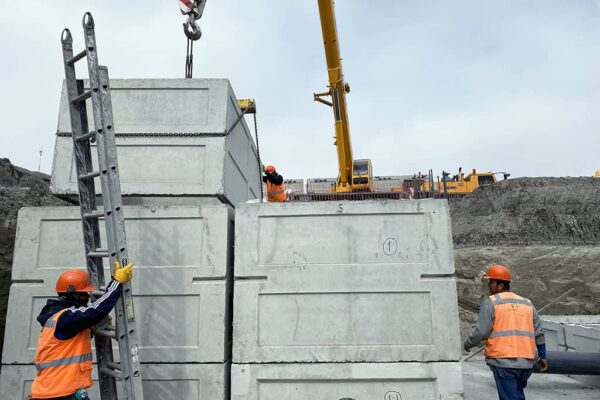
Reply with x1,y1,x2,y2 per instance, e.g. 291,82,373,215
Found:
316,0,354,191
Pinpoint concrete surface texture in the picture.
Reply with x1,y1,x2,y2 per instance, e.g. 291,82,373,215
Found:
231,362,464,400
233,200,462,365
463,358,598,400
51,79,261,203
2,204,232,365
0,363,228,400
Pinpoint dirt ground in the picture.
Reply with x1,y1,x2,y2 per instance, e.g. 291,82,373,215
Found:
0,159,599,361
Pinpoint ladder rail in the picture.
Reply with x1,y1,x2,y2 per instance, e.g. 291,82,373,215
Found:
61,28,118,399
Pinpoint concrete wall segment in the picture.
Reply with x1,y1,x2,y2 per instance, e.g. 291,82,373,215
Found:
234,200,455,277
12,204,232,281
2,280,229,364
0,363,227,400
233,276,461,363
231,362,464,400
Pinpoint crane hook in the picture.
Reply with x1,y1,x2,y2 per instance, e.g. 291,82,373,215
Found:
183,14,202,41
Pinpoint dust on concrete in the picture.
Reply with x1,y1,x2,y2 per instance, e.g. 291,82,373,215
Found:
0,158,69,363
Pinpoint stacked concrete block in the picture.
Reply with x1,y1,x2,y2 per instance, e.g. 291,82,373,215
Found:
1,204,233,399
232,200,464,400
542,317,600,388
51,79,261,204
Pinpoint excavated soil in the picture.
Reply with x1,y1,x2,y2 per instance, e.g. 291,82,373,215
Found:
0,159,69,362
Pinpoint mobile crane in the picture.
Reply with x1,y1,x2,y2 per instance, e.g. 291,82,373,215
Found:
314,0,374,193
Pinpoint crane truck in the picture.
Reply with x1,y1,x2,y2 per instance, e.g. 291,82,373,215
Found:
314,0,374,193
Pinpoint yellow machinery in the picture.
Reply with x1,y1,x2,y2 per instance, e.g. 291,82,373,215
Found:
595,169,600,178
314,0,373,192
396,168,506,197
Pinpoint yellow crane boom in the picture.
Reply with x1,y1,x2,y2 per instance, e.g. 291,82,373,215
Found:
314,0,373,192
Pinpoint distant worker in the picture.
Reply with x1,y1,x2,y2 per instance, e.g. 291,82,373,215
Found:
263,164,288,202
30,262,134,400
464,264,547,400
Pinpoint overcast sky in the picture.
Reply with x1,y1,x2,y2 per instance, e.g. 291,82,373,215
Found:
2,1,599,180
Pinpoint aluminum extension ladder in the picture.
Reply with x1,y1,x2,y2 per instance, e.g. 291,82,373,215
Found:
60,12,144,400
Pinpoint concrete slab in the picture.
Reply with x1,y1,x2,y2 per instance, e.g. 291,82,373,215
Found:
234,200,455,276
0,363,227,400
51,79,261,203
231,362,463,400
233,200,460,363
12,204,232,280
541,320,568,351
2,280,230,364
233,275,461,363
463,358,599,400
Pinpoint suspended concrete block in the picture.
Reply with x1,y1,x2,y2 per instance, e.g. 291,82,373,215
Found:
51,79,261,204
232,200,461,363
0,363,228,400
231,362,463,400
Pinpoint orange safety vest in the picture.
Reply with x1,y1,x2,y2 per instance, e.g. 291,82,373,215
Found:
485,292,537,360
266,180,287,202
31,308,93,399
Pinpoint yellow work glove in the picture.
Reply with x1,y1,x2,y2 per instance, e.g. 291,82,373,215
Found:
112,261,134,283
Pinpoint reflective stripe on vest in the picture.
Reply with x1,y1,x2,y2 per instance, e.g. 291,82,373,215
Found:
485,292,537,360
31,308,93,398
35,352,93,371
266,181,287,202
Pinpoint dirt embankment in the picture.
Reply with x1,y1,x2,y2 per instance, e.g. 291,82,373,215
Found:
0,158,69,362
450,177,600,340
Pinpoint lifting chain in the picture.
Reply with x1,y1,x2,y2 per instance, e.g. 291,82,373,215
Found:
179,0,206,78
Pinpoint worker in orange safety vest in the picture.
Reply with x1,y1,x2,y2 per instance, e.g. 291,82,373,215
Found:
30,263,134,400
464,264,548,400
263,164,288,202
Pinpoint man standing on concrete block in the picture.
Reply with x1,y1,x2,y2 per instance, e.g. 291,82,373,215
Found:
29,262,134,400
263,164,288,202
464,264,548,400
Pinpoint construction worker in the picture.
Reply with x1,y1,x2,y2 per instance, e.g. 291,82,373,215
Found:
263,164,288,202
464,264,548,400
30,262,134,400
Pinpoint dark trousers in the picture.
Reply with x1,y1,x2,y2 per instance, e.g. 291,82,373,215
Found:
489,365,533,400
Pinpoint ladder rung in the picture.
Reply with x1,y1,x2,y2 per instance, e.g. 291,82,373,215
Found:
79,170,101,180
82,210,104,219
100,367,123,380
107,361,121,370
87,248,109,258
71,90,92,104
66,49,87,65
96,329,116,338
75,131,96,142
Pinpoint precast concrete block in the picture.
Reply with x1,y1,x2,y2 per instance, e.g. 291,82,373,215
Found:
51,79,261,203
2,279,230,364
12,204,232,281
541,320,567,351
231,362,464,400
0,363,227,400
233,274,461,363
564,324,600,353
234,200,455,276
233,200,460,363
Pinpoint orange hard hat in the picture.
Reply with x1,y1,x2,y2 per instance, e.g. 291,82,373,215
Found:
483,264,512,282
56,269,96,294
265,165,276,174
